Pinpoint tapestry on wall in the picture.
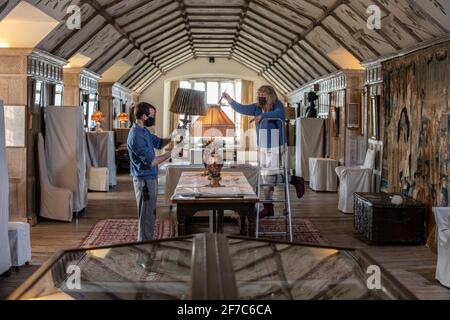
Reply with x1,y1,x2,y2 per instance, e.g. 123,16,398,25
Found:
382,41,450,242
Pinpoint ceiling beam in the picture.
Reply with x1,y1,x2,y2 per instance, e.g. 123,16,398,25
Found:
371,0,422,43
82,0,165,78
329,12,380,57
120,1,174,29
344,2,401,51
60,21,109,59
132,10,181,40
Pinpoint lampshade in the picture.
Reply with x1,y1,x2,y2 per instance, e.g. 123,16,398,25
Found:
192,105,235,137
116,112,128,122
170,88,207,116
91,111,104,122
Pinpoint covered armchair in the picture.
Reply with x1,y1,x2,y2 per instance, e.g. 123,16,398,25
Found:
38,134,73,222
433,207,450,288
335,149,375,214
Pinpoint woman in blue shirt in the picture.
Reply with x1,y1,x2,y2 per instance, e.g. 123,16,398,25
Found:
222,85,286,218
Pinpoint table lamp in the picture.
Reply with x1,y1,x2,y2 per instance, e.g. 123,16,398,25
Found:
192,105,235,138
116,112,129,129
170,88,207,157
91,111,104,132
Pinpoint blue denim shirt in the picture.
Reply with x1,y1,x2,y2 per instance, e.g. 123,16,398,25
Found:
127,125,162,180
230,100,286,148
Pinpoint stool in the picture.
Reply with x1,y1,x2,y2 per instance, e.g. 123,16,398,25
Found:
8,222,32,269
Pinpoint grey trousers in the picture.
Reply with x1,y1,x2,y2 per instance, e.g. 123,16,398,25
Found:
133,177,157,242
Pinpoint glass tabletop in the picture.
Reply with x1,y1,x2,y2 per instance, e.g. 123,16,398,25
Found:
9,235,415,300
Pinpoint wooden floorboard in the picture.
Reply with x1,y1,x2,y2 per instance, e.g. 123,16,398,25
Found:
1,174,449,300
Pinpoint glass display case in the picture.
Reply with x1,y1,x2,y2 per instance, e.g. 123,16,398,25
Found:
8,234,416,300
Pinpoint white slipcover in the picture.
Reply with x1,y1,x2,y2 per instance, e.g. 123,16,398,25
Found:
38,134,73,222
8,222,31,267
45,106,87,213
88,167,109,192
86,131,117,186
309,158,339,192
335,149,375,214
433,207,450,288
295,118,325,181
0,101,12,274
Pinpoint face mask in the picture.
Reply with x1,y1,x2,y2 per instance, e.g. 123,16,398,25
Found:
258,96,267,106
144,116,155,127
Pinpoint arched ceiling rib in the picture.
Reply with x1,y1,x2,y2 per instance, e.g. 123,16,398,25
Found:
1,0,449,94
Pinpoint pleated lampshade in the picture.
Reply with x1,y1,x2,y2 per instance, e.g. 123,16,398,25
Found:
192,105,235,137
170,88,207,116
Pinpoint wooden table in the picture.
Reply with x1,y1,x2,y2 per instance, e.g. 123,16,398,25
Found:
171,172,258,237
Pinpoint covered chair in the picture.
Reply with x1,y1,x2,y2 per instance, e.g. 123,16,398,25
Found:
433,207,450,288
335,149,375,214
0,101,11,275
38,134,73,222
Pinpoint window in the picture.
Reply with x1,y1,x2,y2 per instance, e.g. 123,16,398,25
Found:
177,79,242,146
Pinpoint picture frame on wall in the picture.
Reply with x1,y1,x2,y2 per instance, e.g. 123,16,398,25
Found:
370,95,381,140
347,103,360,129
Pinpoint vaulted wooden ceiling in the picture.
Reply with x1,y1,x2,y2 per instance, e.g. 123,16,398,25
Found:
1,0,449,94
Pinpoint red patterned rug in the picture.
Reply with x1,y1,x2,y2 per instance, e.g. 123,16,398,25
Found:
79,217,327,248
79,218,176,248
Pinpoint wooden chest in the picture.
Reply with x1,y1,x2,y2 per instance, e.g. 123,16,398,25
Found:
354,193,426,244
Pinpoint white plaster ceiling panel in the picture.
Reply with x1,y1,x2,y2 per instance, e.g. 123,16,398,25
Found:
117,0,176,30
141,23,185,48
122,49,144,66
278,0,328,17
253,0,312,29
335,4,397,55
305,26,341,56
239,34,282,57
304,0,340,11
190,21,240,29
88,39,131,73
36,2,96,52
26,0,83,21
239,30,283,55
378,0,442,40
52,14,107,58
80,24,122,59
231,53,261,72
297,40,338,72
121,62,155,87
281,52,309,82
412,0,450,31
149,33,189,56
0,0,21,21
132,12,182,40
184,0,245,6
277,57,306,85
351,0,418,49
104,0,148,16
236,43,271,64
248,2,306,34
243,17,294,44
265,69,292,92
185,7,242,15
241,24,289,48
285,47,323,79
244,13,296,40
160,51,191,69
322,15,375,60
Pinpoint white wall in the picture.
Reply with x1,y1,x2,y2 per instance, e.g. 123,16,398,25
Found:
139,58,271,138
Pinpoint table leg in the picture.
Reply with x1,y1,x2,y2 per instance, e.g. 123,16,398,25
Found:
247,205,256,238
177,206,187,236
217,210,224,233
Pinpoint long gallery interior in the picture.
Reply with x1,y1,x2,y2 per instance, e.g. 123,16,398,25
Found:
0,0,450,300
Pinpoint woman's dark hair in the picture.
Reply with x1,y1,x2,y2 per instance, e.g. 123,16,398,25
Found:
134,102,156,120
